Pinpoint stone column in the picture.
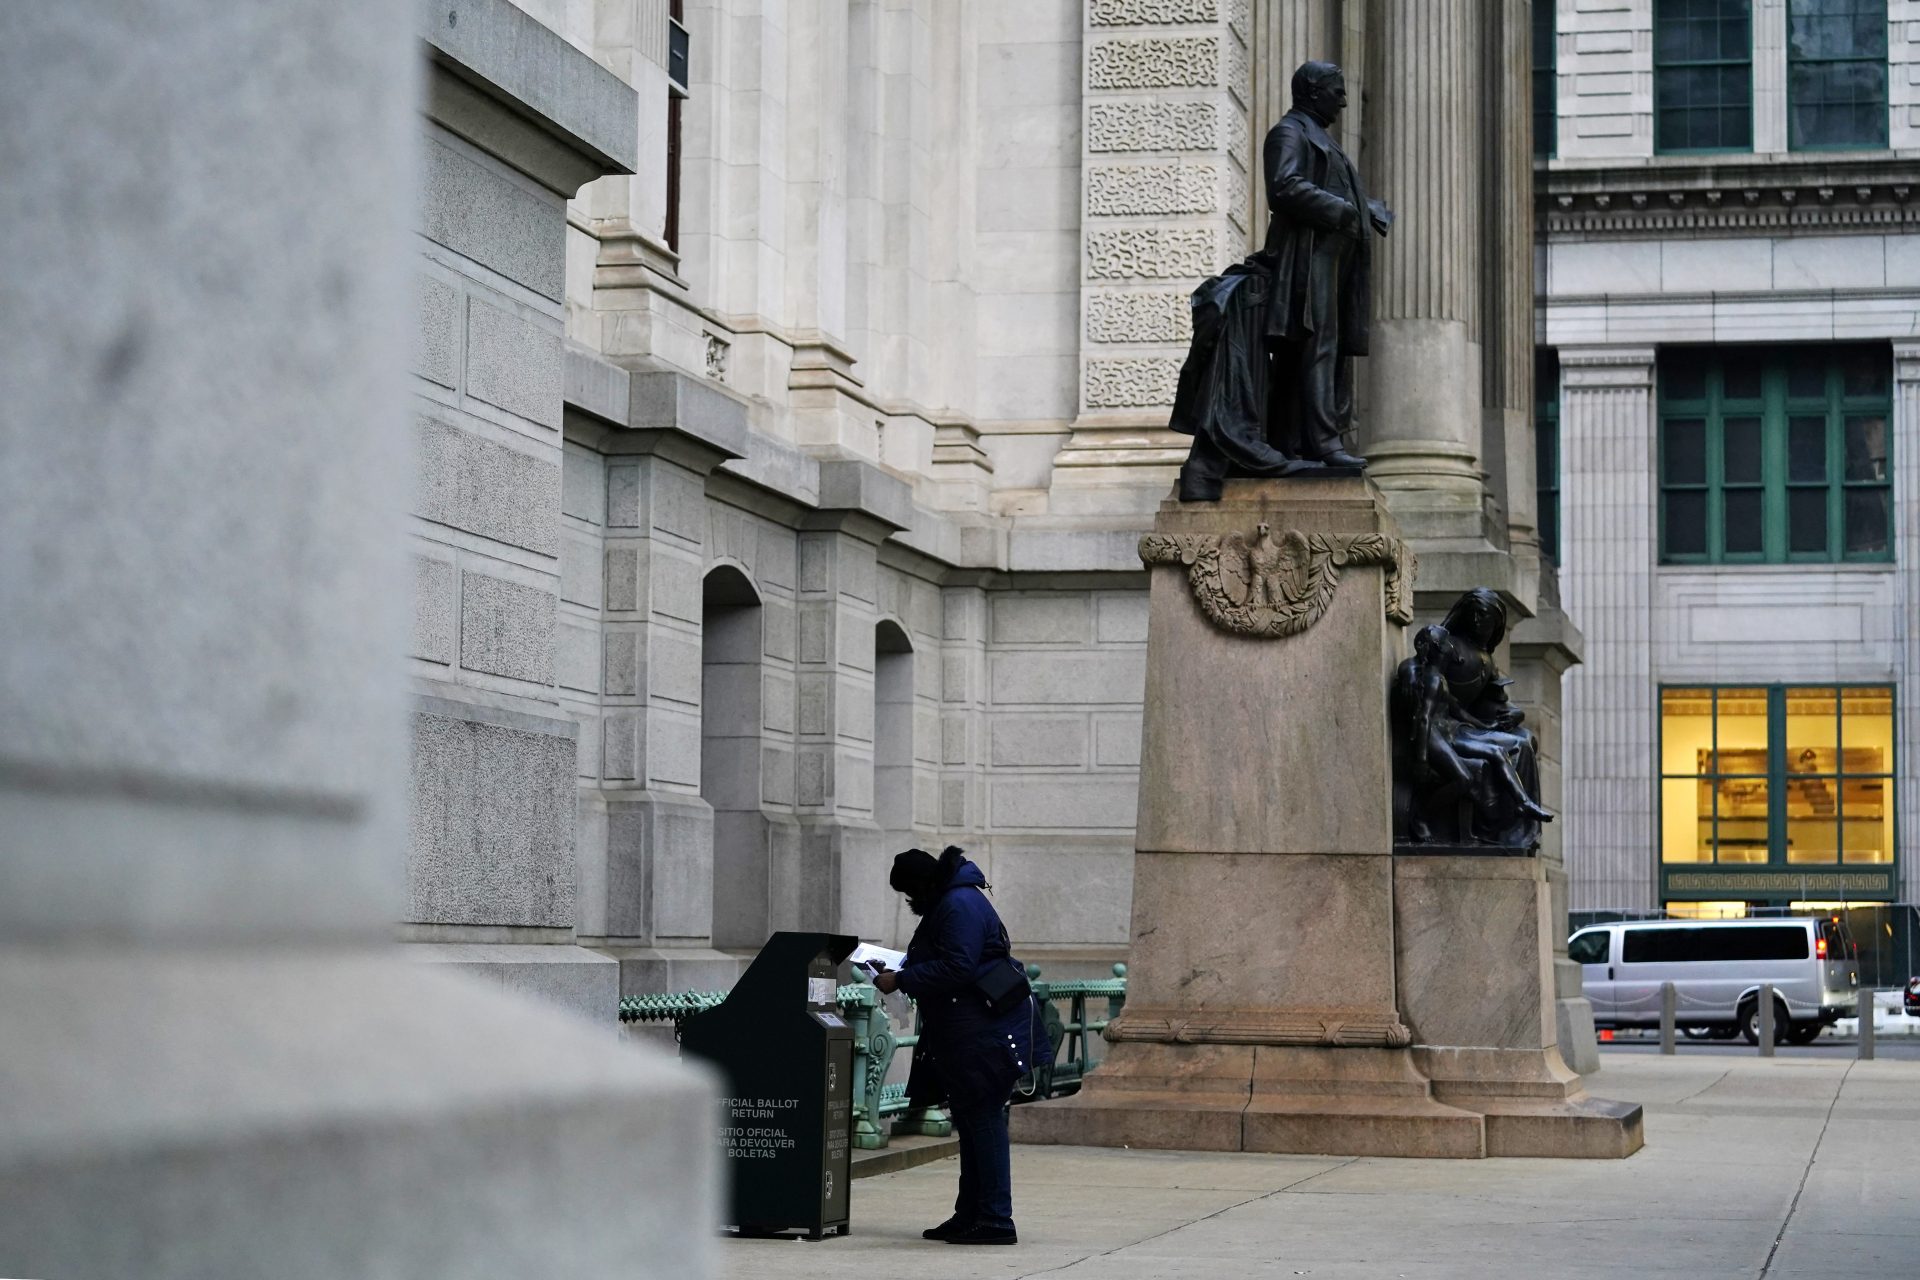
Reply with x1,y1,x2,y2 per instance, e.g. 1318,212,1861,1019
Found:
1894,342,1920,904
1250,0,1343,234
1363,0,1489,545
1485,0,1540,581
1049,0,1252,512
1557,347,1659,912
0,4,713,1274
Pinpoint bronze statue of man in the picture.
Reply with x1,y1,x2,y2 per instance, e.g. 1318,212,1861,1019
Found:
1265,60,1389,470
1171,60,1391,501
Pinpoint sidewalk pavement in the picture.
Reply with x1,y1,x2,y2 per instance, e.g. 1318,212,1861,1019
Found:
720,1054,1919,1279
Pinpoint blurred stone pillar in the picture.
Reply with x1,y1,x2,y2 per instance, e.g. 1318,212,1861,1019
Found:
0,5,714,1276
1362,0,1491,550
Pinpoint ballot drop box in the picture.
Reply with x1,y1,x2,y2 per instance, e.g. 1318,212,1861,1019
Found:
681,931,858,1239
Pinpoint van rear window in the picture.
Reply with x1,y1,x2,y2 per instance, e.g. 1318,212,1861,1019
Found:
1622,926,1809,963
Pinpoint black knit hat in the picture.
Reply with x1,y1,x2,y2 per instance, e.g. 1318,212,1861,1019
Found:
889,847,939,897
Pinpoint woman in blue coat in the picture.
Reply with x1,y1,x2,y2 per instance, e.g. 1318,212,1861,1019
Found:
872,846,1036,1246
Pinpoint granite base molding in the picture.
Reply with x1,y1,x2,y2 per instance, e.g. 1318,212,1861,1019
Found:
1010,1040,1644,1159
1011,1042,1480,1159
1106,1005,1412,1048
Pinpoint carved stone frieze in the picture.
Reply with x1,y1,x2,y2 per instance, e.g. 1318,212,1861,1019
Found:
1221,28,1250,107
1085,101,1221,153
1086,227,1218,280
1086,36,1221,91
1086,290,1193,344
1085,356,1183,407
1107,1004,1414,1048
1139,524,1415,638
1087,0,1218,25
1086,162,1221,217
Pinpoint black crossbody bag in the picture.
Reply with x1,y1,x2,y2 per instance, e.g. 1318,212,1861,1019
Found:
973,917,1031,1016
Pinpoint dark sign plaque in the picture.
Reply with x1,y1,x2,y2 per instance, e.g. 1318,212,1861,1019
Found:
681,931,858,1240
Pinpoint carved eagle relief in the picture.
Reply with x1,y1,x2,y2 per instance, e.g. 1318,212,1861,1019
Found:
1139,525,1413,639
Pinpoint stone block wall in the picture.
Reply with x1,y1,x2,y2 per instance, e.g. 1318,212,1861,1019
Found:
973,589,1148,956
401,6,640,1021
409,123,581,937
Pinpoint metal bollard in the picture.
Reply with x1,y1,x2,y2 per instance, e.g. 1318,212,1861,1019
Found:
1758,983,1776,1057
1858,988,1876,1061
1659,982,1677,1055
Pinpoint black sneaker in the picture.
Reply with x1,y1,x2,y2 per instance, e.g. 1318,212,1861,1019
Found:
946,1223,1018,1246
921,1215,970,1241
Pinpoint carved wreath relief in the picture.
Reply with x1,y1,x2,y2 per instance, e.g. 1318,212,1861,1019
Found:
1139,523,1413,638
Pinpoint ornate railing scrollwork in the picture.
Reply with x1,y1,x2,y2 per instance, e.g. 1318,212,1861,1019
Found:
1139,523,1413,638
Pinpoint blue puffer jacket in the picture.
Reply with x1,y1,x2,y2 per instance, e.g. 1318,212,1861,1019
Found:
897,852,1039,1111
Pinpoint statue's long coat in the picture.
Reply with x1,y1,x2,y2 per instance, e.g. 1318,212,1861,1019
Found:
1262,108,1373,356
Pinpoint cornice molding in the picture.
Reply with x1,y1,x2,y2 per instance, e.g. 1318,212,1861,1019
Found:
1538,154,1918,241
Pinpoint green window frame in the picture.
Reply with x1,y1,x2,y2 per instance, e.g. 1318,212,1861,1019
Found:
1654,0,1754,153
1533,0,1557,160
1657,345,1892,564
1787,0,1889,150
1660,685,1897,870
1536,350,1560,562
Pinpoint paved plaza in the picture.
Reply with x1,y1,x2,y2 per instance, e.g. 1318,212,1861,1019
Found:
722,1053,1919,1279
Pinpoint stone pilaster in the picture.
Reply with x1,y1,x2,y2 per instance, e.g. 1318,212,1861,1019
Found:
1753,0,1788,154
1557,347,1658,913
1050,0,1253,512
1894,2,1920,152
404,3,641,1019
793,464,911,937
1363,0,1489,542
1555,0,1652,162
1894,342,1920,904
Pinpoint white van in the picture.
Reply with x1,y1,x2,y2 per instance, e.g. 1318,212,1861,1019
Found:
1569,918,1858,1044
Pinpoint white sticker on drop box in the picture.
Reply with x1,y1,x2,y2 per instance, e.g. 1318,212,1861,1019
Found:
807,976,836,1005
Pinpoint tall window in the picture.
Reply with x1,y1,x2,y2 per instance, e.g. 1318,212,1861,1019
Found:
1661,685,1895,867
1533,0,1557,159
1655,0,1754,152
1658,345,1891,564
1788,0,1888,149
664,0,686,251
1536,350,1560,562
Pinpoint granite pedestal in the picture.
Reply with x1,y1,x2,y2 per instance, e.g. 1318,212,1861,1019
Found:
1010,478,1640,1159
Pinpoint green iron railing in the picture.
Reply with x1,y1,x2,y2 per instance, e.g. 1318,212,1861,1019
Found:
618,963,1128,1151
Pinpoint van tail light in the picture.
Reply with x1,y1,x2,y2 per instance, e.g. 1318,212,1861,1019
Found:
1816,937,1828,959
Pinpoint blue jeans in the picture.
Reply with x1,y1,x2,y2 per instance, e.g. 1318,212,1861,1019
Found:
950,1100,1013,1231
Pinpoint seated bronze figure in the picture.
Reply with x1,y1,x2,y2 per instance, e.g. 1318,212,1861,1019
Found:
1390,589,1553,851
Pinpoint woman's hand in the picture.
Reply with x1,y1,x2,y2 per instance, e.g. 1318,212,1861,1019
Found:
872,967,900,994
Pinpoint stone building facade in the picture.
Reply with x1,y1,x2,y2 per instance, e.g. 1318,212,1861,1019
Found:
1540,0,1920,914
402,0,1575,1032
